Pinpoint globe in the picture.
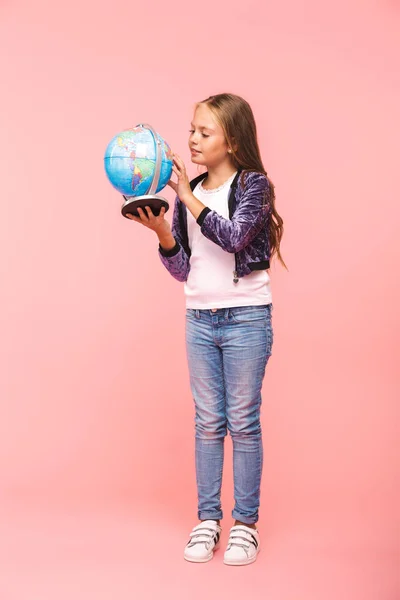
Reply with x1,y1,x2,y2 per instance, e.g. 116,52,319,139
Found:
104,125,174,197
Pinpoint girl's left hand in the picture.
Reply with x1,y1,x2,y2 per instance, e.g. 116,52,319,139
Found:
167,154,192,204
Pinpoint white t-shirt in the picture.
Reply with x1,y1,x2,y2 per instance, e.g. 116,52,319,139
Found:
184,173,272,309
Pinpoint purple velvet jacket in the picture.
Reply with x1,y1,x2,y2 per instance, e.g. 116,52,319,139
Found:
158,169,272,284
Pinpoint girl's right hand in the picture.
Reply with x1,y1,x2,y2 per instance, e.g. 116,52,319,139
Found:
126,205,171,237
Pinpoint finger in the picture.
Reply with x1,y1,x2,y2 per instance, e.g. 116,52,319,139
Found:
144,206,154,218
174,154,183,166
137,207,149,222
174,155,185,171
167,180,176,191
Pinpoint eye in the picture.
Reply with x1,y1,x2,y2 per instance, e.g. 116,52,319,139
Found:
188,130,209,138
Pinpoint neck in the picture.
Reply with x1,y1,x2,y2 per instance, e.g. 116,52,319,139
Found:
203,162,238,188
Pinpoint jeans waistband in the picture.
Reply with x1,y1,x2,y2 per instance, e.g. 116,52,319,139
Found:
189,304,272,319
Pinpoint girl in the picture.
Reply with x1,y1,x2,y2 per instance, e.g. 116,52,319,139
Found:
127,93,286,566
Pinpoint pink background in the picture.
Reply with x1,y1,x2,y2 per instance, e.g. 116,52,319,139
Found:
0,0,399,598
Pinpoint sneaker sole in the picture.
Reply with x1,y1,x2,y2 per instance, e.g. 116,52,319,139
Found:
223,547,260,566
184,541,220,563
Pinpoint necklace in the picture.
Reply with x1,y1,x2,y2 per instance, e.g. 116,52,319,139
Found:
199,171,237,194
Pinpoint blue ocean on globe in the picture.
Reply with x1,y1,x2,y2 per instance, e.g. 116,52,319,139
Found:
104,126,174,197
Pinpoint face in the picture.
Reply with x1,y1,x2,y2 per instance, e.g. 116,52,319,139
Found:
188,104,233,168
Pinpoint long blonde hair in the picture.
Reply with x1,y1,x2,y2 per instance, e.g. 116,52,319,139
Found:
194,93,287,270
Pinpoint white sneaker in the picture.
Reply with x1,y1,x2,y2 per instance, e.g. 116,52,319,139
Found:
223,524,260,566
184,520,222,563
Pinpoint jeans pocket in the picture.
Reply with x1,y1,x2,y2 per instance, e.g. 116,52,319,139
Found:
230,305,269,323
186,308,199,320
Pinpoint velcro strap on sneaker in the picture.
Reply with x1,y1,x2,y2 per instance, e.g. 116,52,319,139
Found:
187,528,220,547
229,527,258,548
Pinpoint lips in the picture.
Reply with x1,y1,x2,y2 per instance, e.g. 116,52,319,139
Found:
191,149,201,153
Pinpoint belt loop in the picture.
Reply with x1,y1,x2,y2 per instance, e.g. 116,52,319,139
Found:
196,309,200,319
224,308,229,320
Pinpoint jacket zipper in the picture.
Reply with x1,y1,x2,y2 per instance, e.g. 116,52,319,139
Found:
233,256,239,284
229,179,239,284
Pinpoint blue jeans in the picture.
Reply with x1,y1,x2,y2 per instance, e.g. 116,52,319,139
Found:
185,303,273,525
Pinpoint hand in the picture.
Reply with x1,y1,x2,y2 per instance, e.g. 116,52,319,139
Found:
167,154,192,203
126,205,171,237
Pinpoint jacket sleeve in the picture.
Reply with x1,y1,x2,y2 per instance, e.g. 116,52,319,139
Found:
196,172,271,253
158,194,191,282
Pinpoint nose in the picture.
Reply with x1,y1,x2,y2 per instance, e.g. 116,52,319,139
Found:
189,131,200,143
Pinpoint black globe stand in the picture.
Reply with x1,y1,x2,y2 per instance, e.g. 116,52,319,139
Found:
121,123,170,218
121,195,169,218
